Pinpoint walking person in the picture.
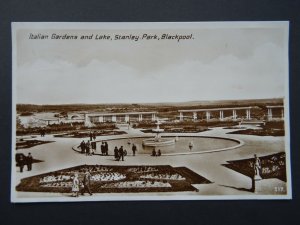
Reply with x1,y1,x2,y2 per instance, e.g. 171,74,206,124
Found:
101,142,105,155
18,154,25,173
114,146,119,161
72,173,80,197
26,153,33,171
105,142,109,155
78,140,86,154
119,146,124,161
85,141,91,156
157,149,161,157
151,148,156,157
40,128,45,137
91,141,96,154
132,144,137,156
81,169,93,196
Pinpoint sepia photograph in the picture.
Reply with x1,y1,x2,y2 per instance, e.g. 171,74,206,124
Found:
11,22,291,202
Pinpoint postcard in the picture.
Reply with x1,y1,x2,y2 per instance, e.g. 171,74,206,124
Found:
11,22,291,202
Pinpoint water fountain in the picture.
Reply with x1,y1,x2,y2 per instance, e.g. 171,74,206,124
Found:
142,119,175,147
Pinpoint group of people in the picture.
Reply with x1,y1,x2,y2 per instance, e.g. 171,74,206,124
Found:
100,141,109,155
40,128,46,137
151,148,161,157
17,153,33,172
78,140,110,156
71,169,93,197
78,140,168,158
89,131,97,141
114,146,127,161
78,140,96,156
76,140,169,158
77,140,139,160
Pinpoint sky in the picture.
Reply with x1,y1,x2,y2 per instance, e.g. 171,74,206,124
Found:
14,23,289,104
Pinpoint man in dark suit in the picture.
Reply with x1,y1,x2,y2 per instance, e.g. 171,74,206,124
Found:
78,140,86,154
132,144,137,156
119,146,124,161
81,170,93,196
18,154,25,172
27,153,33,171
105,142,109,155
101,142,105,155
114,146,119,160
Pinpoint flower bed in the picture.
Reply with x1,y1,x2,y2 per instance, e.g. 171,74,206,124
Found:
53,130,126,138
91,172,126,181
16,165,211,193
140,173,185,180
101,181,171,189
223,152,286,182
16,140,54,150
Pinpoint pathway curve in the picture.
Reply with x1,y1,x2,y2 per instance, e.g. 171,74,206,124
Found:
13,126,286,198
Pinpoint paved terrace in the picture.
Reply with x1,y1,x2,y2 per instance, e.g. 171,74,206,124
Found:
14,125,287,199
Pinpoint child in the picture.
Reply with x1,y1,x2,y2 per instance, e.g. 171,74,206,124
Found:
72,173,79,197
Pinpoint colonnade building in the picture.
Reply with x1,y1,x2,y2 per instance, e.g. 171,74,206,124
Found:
178,105,284,121
266,105,284,121
84,112,158,125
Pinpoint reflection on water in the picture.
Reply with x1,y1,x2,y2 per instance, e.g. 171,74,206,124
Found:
97,137,238,155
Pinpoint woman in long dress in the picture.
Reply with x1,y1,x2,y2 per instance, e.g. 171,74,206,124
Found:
72,173,79,197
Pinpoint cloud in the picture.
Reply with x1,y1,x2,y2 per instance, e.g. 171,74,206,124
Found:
16,42,286,104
